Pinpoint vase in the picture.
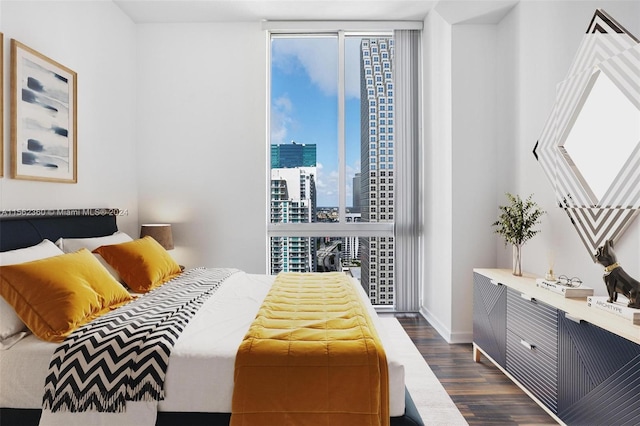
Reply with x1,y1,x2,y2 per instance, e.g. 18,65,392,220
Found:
512,244,522,276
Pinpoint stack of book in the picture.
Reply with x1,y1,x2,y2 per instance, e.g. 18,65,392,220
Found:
587,296,640,325
535,278,594,298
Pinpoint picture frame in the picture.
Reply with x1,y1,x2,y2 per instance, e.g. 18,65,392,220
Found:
11,39,77,183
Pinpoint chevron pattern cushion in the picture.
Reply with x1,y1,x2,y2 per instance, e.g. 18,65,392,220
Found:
94,236,181,293
0,248,133,342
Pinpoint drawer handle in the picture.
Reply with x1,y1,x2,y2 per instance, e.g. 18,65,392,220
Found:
565,314,583,324
520,293,535,302
490,280,502,286
520,339,535,350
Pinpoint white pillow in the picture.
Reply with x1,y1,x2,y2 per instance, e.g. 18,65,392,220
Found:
55,231,133,283
55,231,133,252
0,239,64,348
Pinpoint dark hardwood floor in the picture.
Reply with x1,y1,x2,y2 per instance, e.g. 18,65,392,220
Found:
397,314,558,425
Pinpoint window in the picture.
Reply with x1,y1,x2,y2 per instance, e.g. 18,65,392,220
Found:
268,26,419,309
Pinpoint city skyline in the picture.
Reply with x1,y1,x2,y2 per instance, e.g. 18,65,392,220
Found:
270,37,365,207
269,35,395,305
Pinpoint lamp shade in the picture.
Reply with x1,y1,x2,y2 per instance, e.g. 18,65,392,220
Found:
140,224,174,250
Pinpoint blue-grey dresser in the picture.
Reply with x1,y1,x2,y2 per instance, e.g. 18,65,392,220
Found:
473,269,640,425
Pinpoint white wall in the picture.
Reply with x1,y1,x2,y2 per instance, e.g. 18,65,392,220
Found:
422,10,455,341
451,24,498,340
135,23,267,272
498,1,640,295
0,1,139,235
422,1,640,343
1,7,267,272
422,11,499,343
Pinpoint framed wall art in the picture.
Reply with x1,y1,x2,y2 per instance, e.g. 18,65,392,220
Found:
11,39,77,183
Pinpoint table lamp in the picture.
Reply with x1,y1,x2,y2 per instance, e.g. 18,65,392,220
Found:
140,224,174,250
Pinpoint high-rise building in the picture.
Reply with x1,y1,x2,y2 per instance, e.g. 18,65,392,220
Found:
352,172,361,213
271,142,317,168
359,37,395,305
343,213,361,263
270,151,317,274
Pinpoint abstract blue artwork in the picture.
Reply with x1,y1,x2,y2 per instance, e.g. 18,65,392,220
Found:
11,39,77,183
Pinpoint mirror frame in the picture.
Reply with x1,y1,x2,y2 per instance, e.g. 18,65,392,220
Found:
534,9,640,260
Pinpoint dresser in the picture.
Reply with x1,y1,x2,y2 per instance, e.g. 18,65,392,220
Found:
473,269,640,425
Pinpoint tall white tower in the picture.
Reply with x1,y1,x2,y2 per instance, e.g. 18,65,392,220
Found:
359,37,395,305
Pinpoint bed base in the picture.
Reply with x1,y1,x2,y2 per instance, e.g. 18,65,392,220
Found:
0,388,423,426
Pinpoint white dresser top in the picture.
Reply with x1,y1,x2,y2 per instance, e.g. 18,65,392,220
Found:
474,268,640,345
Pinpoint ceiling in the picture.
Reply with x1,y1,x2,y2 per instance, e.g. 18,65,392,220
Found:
113,0,519,24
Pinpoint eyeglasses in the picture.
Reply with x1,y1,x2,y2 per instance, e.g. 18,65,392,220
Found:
558,275,582,288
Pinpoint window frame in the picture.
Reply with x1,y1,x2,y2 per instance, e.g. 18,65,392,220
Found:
265,21,423,310
266,29,396,239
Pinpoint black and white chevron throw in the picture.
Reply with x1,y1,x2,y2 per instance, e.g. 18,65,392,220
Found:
42,267,238,413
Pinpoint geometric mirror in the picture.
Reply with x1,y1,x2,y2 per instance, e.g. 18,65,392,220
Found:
560,70,640,205
534,9,640,260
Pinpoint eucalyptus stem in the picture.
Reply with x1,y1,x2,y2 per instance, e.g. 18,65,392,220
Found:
492,193,545,247
493,193,544,276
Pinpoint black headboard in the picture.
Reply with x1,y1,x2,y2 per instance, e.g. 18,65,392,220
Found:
0,209,119,252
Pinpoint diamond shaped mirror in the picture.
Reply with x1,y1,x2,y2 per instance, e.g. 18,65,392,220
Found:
559,69,640,206
534,9,640,260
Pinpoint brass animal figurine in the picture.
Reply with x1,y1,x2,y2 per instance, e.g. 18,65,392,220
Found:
594,240,640,309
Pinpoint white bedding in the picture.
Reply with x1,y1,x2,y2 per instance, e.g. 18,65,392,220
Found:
0,270,405,422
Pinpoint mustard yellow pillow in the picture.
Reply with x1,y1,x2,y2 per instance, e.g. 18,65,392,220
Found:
94,236,181,293
0,249,132,342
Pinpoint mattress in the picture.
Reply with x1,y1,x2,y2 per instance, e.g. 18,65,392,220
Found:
0,270,405,417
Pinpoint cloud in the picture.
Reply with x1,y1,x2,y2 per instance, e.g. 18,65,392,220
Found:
314,162,335,206
346,161,361,180
272,37,361,100
270,95,294,144
314,162,326,188
314,161,362,207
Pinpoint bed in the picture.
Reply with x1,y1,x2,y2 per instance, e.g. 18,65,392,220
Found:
0,210,423,425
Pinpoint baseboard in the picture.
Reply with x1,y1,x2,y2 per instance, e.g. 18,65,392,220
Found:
418,307,473,344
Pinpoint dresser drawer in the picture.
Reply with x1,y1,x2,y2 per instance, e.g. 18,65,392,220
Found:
506,329,558,414
506,288,558,359
473,272,507,367
557,312,640,424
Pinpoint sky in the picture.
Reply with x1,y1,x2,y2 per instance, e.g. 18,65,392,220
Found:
270,37,363,207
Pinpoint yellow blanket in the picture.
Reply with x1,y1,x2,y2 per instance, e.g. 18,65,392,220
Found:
231,272,389,426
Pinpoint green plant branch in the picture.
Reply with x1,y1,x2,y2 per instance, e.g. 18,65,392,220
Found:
492,193,545,246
